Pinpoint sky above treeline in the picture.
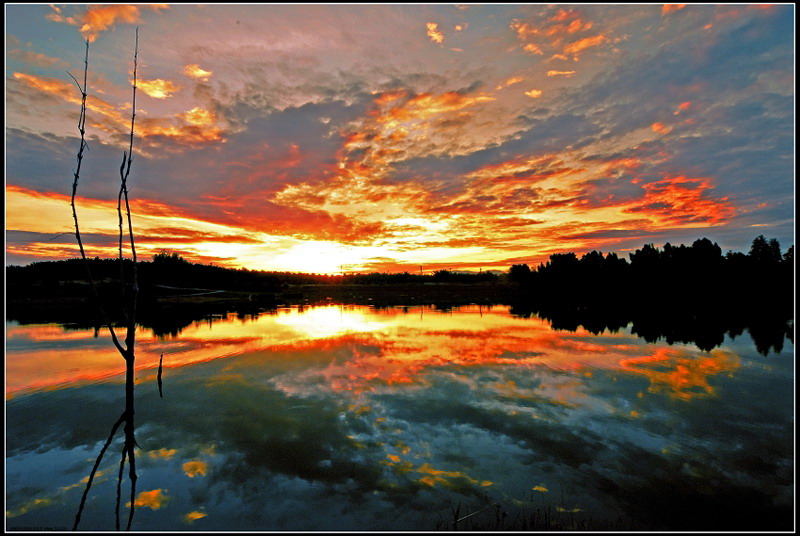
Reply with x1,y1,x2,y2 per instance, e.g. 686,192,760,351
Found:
5,3,795,274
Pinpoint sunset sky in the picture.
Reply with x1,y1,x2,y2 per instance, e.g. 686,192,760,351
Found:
5,3,795,274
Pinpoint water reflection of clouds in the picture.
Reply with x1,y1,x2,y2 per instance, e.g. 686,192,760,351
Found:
182,460,209,478
130,489,170,510
5,306,793,530
7,305,746,403
620,347,741,401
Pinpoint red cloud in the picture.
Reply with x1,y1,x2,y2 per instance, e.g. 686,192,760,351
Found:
622,176,735,226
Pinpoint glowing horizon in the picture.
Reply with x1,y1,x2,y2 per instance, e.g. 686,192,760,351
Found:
5,4,794,273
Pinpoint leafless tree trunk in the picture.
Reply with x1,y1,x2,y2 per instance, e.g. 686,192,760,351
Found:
72,28,141,532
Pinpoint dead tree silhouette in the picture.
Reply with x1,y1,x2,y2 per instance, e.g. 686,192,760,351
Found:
70,29,143,532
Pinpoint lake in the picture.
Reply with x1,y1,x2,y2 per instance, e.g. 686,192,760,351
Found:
5,304,794,531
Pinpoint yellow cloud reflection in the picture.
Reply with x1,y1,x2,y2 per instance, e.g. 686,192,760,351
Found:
128,489,169,510
184,510,208,523
620,347,741,401
416,463,492,489
8,470,113,518
149,448,178,460
60,471,105,493
6,497,54,518
182,460,208,478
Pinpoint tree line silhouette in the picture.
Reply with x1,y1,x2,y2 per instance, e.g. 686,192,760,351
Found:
7,251,500,298
508,236,794,355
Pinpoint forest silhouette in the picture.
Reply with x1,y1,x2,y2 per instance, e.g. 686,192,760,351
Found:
508,236,794,354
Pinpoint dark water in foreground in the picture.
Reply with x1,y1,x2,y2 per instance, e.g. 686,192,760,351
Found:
5,304,794,531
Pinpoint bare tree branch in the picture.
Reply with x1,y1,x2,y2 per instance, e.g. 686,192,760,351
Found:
69,39,125,355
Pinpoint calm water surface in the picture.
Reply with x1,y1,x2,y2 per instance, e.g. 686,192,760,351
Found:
5,304,794,531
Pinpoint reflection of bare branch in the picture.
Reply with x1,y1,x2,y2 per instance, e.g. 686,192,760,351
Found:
125,431,138,531
115,447,127,530
73,412,125,530
158,353,164,398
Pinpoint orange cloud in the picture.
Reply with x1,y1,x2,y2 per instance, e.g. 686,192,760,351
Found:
524,89,543,98
138,78,181,99
651,121,673,134
13,71,222,146
184,64,213,81
548,9,580,23
512,10,606,61
622,175,736,227
662,4,687,15
673,101,692,115
495,76,525,90
547,70,576,77
47,5,169,42
13,71,75,100
510,20,536,39
135,111,224,144
373,89,408,106
379,92,495,122
8,49,69,69
523,43,544,55
13,72,125,127
326,89,497,176
566,18,588,34
564,34,607,56
426,22,444,44
180,106,215,126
